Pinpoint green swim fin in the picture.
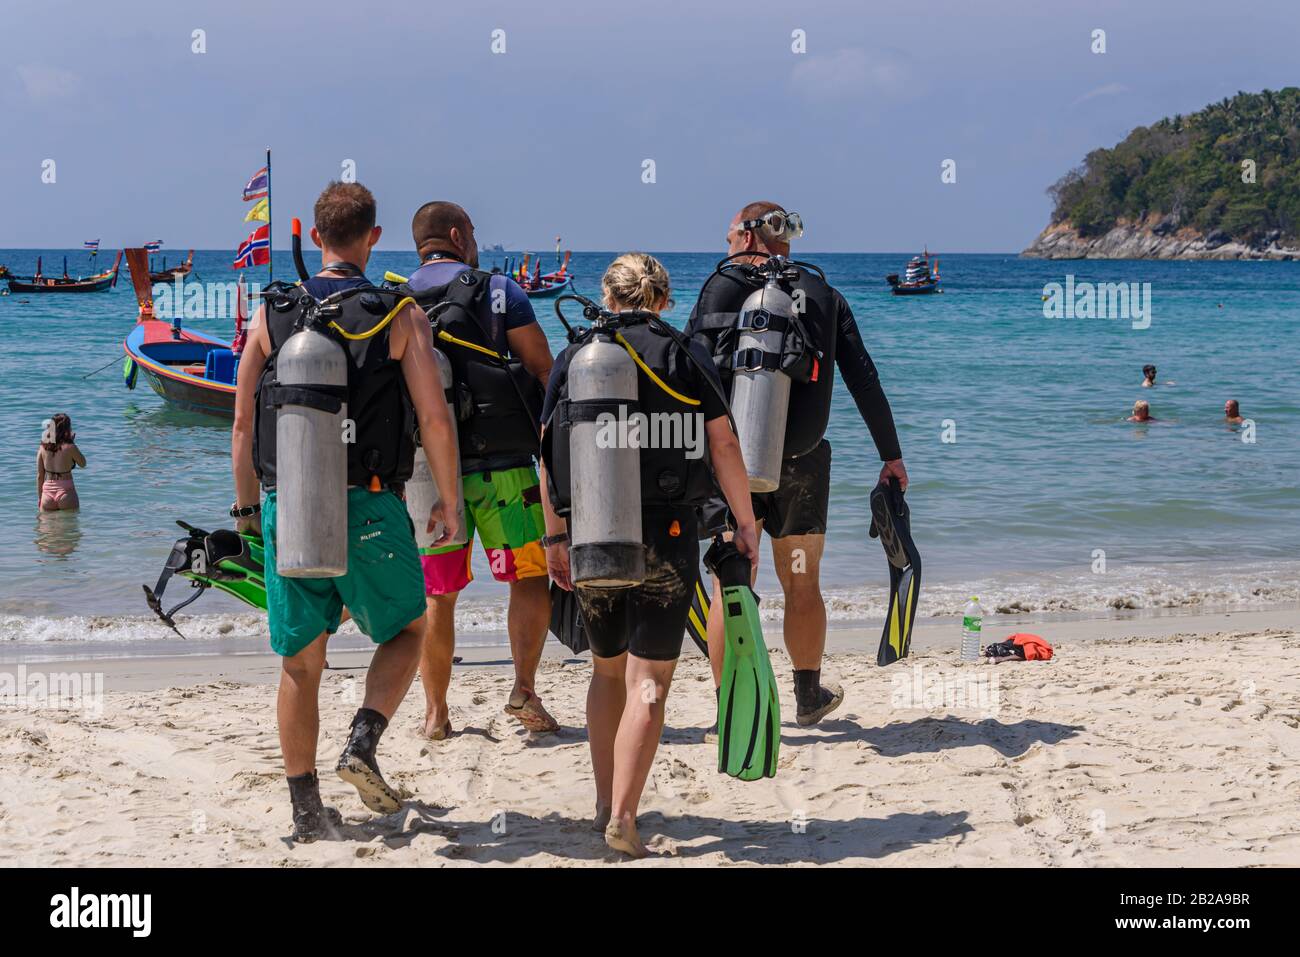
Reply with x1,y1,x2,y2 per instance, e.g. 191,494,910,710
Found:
144,521,267,637
870,478,921,666
704,537,779,781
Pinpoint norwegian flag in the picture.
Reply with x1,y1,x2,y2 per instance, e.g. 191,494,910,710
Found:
232,225,270,269
242,166,269,202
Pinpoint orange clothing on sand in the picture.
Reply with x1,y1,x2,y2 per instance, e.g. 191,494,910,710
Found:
1009,633,1053,661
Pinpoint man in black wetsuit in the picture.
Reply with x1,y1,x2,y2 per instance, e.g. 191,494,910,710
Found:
687,201,909,726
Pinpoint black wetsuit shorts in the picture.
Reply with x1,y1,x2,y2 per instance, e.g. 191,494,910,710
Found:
698,439,832,539
577,505,699,661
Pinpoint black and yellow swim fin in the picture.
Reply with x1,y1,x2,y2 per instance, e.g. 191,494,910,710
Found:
685,571,711,657
869,478,921,666
705,537,779,781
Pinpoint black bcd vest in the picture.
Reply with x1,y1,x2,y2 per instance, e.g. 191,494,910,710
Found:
408,269,543,472
253,283,416,490
691,261,838,459
543,319,714,515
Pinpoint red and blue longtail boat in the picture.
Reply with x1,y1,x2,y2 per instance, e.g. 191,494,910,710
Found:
121,248,239,416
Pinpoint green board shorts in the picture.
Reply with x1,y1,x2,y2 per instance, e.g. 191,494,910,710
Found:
263,487,427,658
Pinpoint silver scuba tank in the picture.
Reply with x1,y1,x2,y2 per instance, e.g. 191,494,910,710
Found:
731,277,793,493
568,334,645,587
275,326,350,577
406,348,468,548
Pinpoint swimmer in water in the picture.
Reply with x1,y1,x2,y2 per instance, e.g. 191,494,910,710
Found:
1127,400,1157,423
37,413,86,511
1224,399,1244,426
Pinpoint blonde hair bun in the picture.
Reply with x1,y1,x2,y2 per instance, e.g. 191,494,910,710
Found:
602,253,671,312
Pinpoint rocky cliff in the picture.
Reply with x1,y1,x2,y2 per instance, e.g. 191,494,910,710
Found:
1023,215,1300,260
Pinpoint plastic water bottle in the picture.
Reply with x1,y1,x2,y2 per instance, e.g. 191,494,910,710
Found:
960,597,984,662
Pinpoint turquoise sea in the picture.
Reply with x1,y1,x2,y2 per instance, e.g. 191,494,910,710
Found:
2,249,1298,647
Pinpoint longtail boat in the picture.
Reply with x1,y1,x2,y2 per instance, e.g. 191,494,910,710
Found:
121,248,238,417
6,252,122,293
886,249,941,295
523,274,573,298
518,250,574,298
149,249,195,283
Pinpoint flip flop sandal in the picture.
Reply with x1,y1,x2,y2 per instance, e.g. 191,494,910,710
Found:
504,692,559,733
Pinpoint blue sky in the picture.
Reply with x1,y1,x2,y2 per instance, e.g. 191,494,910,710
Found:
2,0,1296,252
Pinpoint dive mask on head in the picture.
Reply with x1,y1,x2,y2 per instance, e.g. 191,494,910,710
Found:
739,210,804,242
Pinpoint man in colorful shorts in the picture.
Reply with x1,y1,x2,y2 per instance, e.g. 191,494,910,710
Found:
406,201,557,737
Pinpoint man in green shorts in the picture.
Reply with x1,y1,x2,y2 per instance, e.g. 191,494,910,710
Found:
232,182,461,842
405,202,557,738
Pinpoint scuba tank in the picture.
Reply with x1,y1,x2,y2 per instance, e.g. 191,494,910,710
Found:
406,348,468,547
547,293,741,588
274,318,350,577
693,253,829,468
567,320,645,587
275,214,349,576
732,265,797,492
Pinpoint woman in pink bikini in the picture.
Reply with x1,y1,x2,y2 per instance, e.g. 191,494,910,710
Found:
36,413,86,511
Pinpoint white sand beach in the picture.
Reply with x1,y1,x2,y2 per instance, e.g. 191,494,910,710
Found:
2,608,1298,867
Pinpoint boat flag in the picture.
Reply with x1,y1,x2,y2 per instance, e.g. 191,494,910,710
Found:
233,225,270,269
144,240,163,252
244,198,269,223
232,273,249,354
242,166,269,202
83,239,100,250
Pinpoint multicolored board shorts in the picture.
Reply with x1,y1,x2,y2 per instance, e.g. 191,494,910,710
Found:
419,466,548,596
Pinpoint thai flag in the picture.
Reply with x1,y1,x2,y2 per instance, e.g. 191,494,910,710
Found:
242,166,269,202
232,225,270,269
83,239,100,250
144,240,163,252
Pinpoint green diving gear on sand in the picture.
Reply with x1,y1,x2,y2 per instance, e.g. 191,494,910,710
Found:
144,521,266,637
705,536,779,781
869,477,921,666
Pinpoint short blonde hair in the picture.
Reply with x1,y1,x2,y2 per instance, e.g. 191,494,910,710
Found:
602,252,671,312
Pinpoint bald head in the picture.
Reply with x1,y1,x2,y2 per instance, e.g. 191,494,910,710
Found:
727,200,789,256
412,201,477,265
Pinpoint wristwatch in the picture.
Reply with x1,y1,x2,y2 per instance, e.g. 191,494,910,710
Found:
230,502,261,518
539,532,569,548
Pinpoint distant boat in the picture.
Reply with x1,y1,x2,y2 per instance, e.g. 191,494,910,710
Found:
149,249,195,284
121,249,237,417
481,242,506,253
886,249,941,295
6,252,122,293
523,275,573,298
511,250,574,298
